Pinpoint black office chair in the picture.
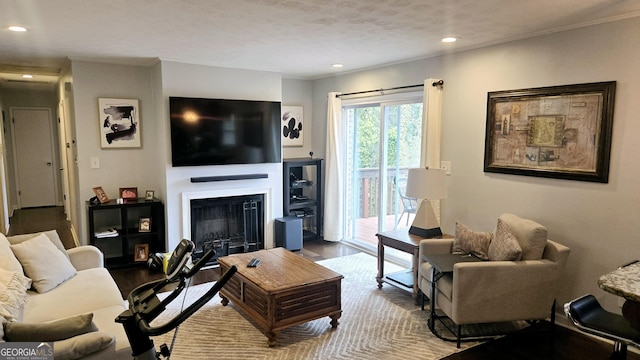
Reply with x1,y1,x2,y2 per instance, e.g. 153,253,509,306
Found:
565,294,640,359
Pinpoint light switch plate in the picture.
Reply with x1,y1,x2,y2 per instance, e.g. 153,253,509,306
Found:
441,161,452,175
90,157,100,169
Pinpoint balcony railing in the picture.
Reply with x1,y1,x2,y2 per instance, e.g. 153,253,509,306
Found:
353,167,411,218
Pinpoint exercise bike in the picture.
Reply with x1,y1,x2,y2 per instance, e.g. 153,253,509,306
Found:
116,239,237,359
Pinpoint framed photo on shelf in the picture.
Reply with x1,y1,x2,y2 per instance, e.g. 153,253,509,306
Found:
92,186,110,204
134,243,149,262
144,190,155,201
138,217,151,233
484,81,616,183
119,187,138,201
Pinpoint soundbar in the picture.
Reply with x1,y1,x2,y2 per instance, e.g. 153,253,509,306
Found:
190,174,268,183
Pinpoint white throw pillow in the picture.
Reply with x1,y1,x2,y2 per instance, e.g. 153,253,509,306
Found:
0,233,25,276
10,233,77,293
8,230,70,260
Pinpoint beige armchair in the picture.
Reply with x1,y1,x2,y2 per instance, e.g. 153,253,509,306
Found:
418,213,571,346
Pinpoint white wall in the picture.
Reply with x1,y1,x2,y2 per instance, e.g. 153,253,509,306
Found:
71,61,160,244
311,17,640,314
158,61,284,251
282,78,315,159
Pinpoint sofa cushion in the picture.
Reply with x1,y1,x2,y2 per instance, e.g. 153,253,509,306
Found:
8,230,70,260
488,218,522,261
54,331,115,360
89,305,131,358
0,233,25,276
23,267,125,323
452,222,492,260
0,268,31,322
3,313,97,342
10,233,77,293
499,213,547,260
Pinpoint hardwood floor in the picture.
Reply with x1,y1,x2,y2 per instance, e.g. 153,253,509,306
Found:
109,237,361,299
8,206,75,249
9,206,639,359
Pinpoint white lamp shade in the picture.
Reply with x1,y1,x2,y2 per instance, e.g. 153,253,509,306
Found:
405,168,447,200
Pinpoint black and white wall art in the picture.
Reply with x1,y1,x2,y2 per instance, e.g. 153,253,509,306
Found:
281,106,303,147
98,98,141,148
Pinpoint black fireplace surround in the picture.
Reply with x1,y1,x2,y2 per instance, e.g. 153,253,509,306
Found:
190,194,264,265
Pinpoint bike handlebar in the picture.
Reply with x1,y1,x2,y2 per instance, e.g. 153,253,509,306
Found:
136,264,237,336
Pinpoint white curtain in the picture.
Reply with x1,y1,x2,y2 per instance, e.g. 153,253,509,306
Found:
422,78,443,168
323,92,343,242
422,79,444,219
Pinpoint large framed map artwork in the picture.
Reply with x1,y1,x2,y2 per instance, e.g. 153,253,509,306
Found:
484,81,616,183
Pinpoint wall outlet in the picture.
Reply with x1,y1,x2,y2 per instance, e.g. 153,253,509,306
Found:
441,161,452,175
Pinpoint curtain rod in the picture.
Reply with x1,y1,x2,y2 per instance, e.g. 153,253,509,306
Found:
335,80,444,98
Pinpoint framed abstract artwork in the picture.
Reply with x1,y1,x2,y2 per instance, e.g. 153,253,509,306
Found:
281,106,303,147
98,98,141,148
484,81,616,183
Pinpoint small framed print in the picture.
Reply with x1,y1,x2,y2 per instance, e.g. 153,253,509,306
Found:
144,190,155,201
134,243,149,262
119,187,138,201
138,217,151,233
92,186,110,204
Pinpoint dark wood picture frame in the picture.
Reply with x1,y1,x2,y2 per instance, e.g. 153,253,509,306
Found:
134,243,149,262
119,187,138,200
484,81,616,183
138,217,151,233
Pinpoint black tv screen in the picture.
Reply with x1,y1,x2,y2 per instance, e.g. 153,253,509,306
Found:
169,97,282,166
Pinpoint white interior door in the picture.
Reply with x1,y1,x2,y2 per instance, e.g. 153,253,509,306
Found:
12,108,57,208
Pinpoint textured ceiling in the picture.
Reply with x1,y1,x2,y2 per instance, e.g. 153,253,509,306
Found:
1,0,640,87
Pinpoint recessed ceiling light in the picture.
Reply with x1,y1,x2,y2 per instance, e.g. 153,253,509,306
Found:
332,63,344,68
22,74,33,79
441,37,458,43
8,26,28,32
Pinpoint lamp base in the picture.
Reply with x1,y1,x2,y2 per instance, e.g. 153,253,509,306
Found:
409,226,443,238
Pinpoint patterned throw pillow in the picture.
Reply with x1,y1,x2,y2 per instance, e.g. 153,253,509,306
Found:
0,267,31,322
452,222,492,260
488,218,522,261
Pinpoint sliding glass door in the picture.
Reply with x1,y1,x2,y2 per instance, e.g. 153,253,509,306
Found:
343,97,423,251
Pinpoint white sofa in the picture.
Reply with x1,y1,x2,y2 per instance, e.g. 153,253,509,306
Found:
0,230,131,359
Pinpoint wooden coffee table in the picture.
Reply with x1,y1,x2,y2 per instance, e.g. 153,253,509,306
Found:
217,248,343,346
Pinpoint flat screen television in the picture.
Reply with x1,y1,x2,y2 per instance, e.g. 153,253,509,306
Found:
169,97,282,166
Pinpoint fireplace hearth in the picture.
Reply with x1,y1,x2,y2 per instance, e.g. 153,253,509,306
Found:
190,194,264,265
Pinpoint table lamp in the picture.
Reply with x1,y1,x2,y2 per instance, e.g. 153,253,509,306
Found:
405,167,447,237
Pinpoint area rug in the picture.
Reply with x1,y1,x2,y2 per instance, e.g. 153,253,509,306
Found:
150,253,475,359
